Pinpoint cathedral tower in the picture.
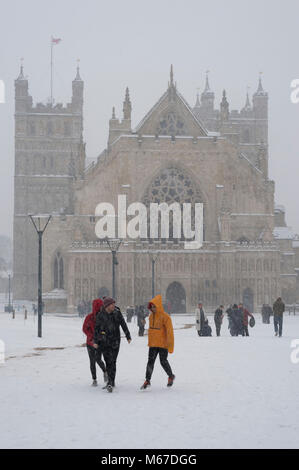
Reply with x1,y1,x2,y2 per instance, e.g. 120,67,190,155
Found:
13,64,85,300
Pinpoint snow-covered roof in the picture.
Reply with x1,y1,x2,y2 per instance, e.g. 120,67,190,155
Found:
273,226,294,240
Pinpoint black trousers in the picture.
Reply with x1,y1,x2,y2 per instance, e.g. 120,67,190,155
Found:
146,347,173,381
86,345,106,380
243,325,249,336
138,325,145,336
102,343,120,387
215,322,222,336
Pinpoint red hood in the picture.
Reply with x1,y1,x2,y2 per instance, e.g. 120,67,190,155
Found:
92,298,103,316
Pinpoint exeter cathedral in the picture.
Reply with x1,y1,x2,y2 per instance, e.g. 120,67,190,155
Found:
13,64,299,313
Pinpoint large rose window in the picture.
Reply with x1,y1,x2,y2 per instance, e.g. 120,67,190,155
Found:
142,167,204,240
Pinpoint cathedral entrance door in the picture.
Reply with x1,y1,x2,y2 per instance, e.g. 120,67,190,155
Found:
166,282,186,313
243,288,254,313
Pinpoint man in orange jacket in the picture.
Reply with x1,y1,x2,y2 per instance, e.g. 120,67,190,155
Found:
141,294,175,389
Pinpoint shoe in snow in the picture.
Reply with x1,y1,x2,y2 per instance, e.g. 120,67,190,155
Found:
167,375,175,387
140,380,151,390
92,380,98,387
103,371,108,383
106,384,113,393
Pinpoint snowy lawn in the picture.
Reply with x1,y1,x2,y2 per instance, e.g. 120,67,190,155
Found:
0,311,299,449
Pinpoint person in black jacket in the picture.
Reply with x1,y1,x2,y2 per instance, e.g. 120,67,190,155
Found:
214,305,224,336
229,304,244,336
93,297,131,392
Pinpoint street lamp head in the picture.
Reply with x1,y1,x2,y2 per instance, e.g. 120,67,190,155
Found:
148,250,160,263
105,237,122,253
28,214,52,234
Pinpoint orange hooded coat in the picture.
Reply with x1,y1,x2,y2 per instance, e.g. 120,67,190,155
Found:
147,295,174,353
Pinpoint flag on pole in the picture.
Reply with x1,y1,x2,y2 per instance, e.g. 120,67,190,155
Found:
51,37,62,44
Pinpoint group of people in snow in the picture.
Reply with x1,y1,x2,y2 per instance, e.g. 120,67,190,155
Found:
195,297,285,338
82,294,285,392
82,295,175,393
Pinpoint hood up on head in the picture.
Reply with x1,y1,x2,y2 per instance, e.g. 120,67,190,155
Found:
147,294,165,314
92,298,104,316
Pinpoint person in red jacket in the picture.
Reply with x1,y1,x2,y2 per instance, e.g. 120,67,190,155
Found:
238,303,254,336
82,298,108,386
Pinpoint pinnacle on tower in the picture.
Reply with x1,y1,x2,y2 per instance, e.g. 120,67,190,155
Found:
254,72,267,96
16,58,26,81
17,65,25,81
200,70,214,112
204,70,210,93
112,106,116,119
195,91,200,108
74,66,82,81
242,87,251,111
220,89,229,120
170,64,174,86
123,87,132,121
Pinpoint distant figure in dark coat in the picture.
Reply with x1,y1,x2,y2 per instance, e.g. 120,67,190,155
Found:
214,305,224,336
273,297,285,337
262,304,272,324
239,303,254,336
229,304,244,336
195,302,206,336
137,305,146,336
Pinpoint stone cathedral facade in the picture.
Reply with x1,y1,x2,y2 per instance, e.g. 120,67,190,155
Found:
13,65,299,313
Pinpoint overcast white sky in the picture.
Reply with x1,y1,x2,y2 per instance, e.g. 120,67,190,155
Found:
0,0,299,238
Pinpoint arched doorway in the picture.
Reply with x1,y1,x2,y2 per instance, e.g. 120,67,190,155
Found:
243,288,254,313
98,287,110,299
166,282,186,313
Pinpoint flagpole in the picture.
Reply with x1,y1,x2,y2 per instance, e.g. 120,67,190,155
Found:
50,36,53,106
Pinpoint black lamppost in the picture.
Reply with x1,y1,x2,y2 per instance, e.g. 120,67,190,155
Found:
8,273,12,312
5,270,13,313
105,237,122,299
29,214,52,338
148,251,159,298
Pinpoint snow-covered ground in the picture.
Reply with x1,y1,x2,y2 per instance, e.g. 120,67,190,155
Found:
1,311,299,449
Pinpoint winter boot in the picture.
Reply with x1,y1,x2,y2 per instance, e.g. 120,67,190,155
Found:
92,379,98,387
167,375,175,387
106,384,113,393
140,379,151,390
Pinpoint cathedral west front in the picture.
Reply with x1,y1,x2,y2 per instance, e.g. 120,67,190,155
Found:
13,64,299,313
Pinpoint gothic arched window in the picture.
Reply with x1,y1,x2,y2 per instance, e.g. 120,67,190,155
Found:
54,251,64,289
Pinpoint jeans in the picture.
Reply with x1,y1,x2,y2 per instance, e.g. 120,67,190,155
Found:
274,314,283,336
146,347,173,381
